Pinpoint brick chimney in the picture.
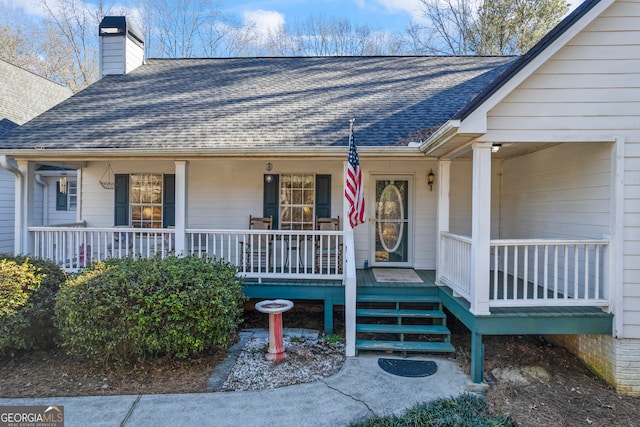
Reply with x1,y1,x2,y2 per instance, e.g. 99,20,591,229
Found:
99,16,144,77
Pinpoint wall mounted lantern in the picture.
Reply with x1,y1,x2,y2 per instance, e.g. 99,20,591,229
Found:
427,169,435,191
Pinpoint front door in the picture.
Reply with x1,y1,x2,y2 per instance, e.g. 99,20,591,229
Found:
371,177,411,267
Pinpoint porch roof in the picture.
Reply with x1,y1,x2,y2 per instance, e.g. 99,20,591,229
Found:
0,56,514,156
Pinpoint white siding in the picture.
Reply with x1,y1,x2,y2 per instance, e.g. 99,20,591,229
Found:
81,160,176,227
125,37,144,74
79,158,438,270
499,143,611,239
626,142,640,337
448,159,502,239
100,35,144,77
486,0,640,143
484,1,640,338
42,176,77,225
0,169,14,253
100,37,126,76
360,159,438,270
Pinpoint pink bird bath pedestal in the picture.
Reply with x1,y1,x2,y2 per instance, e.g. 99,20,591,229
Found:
254,299,294,361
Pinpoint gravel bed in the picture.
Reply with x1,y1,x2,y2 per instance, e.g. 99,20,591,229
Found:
221,337,346,391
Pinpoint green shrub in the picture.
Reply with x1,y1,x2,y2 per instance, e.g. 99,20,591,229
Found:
349,393,515,427
0,255,65,354
55,255,245,363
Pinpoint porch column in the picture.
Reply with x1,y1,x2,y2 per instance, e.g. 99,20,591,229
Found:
174,161,188,255
76,168,83,223
470,142,492,316
436,160,451,282
16,160,35,255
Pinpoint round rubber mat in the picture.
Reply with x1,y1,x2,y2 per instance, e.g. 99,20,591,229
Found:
377,358,438,378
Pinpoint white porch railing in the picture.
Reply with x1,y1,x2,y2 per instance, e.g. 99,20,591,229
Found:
490,238,609,307
438,232,472,301
30,227,176,271
186,229,343,280
29,226,344,279
439,233,609,309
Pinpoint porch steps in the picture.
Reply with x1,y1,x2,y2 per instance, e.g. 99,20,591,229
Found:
355,340,455,353
356,324,450,335
356,308,446,318
355,293,455,355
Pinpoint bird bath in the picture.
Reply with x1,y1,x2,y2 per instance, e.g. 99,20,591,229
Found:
254,299,294,361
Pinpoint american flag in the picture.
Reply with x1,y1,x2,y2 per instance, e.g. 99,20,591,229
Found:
345,119,365,228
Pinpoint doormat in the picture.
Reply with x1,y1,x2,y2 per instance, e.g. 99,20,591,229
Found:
372,268,423,283
378,358,438,378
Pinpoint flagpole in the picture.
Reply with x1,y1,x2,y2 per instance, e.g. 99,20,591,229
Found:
345,118,355,232
344,117,359,357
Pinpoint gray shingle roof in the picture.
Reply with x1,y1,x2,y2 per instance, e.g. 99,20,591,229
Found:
0,59,72,138
0,56,515,151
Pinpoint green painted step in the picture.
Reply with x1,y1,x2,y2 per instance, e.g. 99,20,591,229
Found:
356,340,455,353
356,294,442,304
356,324,450,335
356,308,446,318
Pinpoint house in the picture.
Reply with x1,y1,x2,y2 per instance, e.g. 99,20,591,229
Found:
0,0,638,395
0,59,73,253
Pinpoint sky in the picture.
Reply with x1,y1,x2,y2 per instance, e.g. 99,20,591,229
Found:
7,0,429,35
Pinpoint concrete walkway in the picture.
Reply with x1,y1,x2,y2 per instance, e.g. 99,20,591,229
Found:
0,332,472,427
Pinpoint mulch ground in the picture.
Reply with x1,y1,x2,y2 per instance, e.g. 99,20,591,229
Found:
1,300,638,426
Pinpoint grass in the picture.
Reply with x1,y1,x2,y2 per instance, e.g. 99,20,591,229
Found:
323,333,344,344
349,393,515,427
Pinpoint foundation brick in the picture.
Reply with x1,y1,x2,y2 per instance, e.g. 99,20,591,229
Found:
546,334,640,396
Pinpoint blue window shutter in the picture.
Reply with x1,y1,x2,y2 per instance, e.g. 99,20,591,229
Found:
56,181,67,211
163,174,175,228
114,174,129,226
315,174,331,218
263,174,279,229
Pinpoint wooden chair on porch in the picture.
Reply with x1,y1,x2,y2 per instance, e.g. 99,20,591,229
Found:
241,215,273,271
315,216,342,273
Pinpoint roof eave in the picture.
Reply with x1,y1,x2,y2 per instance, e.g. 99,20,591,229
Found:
419,120,461,155
1,145,434,161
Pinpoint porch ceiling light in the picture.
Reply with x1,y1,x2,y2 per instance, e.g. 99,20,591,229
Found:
492,144,502,153
427,169,435,192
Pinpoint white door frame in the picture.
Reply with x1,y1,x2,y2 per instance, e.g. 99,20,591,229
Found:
369,174,413,268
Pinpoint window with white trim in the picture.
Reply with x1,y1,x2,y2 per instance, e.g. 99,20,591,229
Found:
56,179,77,211
130,174,163,228
279,174,315,230
67,180,77,210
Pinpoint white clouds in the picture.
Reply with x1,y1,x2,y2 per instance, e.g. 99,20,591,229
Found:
243,9,285,36
375,0,424,21
5,0,47,17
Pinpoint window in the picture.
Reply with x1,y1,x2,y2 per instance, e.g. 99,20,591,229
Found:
56,179,77,211
114,174,175,227
279,174,315,230
67,181,77,210
264,174,330,230
129,174,163,228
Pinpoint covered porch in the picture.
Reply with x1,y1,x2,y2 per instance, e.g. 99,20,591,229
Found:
27,222,614,383
14,137,619,384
